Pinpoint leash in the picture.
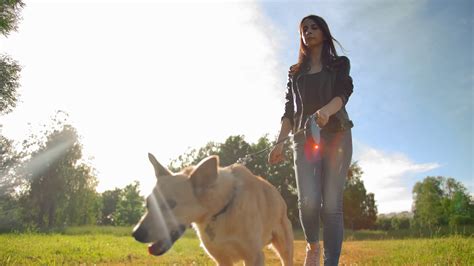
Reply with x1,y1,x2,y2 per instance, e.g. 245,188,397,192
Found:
236,114,319,165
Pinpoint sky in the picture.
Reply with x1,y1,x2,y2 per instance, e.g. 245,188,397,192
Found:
0,0,472,214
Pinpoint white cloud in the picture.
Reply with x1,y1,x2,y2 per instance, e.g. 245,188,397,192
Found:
353,141,440,214
1,1,284,194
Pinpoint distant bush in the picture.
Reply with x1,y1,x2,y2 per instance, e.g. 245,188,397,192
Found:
376,213,413,231
0,196,23,233
376,217,393,231
449,215,474,227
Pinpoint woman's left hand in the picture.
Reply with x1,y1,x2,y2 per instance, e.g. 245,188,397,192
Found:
315,108,330,127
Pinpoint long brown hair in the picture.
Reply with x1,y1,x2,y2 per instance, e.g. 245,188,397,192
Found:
290,15,343,76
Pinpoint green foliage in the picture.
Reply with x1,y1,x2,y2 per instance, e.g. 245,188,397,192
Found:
412,176,473,228
115,181,144,226
0,2,24,233
168,141,220,172
0,133,22,196
0,0,25,36
343,162,377,229
413,177,444,227
0,134,22,232
0,0,24,114
392,216,410,230
449,215,474,227
375,216,392,231
99,188,122,225
0,194,22,232
19,114,99,229
0,54,21,115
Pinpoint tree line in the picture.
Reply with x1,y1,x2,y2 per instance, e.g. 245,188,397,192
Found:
1,0,472,233
0,115,144,231
2,117,471,232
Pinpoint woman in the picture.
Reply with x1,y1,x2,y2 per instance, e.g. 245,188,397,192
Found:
268,15,354,266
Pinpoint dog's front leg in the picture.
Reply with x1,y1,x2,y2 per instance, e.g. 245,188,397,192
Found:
244,251,265,266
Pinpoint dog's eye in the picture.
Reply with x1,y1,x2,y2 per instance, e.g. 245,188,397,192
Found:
166,199,177,209
157,199,176,210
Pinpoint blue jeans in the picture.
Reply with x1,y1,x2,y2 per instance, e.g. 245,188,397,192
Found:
293,129,352,266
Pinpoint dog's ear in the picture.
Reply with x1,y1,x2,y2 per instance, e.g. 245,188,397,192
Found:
190,155,218,192
148,153,172,178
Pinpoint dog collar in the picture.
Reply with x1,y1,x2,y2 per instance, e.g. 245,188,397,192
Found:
211,186,237,222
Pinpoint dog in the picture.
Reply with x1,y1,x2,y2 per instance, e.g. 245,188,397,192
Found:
132,153,294,266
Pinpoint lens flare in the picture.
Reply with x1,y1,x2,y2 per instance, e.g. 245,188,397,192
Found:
149,188,180,242
20,138,75,181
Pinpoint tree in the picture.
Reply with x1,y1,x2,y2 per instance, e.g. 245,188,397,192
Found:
442,178,473,226
412,177,444,228
60,164,100,226
0,0,25,199
0,54,21,115
1,137,25,231
390,216,410,230
412,176,473,228
375,216,393,231
0,0,25,36
20,114,99,228
0,0,25,231
169,141,220,172
100,188,122,225
115,181,144,226
1,0,24,114
364,192,378,228
0,133,22,195
343,162,377,230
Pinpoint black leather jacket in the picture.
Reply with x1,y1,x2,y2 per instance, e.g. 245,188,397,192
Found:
281,56,354,133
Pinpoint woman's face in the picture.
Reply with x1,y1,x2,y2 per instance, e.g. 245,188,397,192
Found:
301,18,325,48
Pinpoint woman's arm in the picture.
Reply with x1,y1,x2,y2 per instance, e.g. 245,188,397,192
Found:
277,117,292,143
332,56,353,106
316,57,353,127
269,70,295,165
269,117,292,165
281,73,295,129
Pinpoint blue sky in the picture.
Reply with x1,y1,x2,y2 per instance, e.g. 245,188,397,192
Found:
0,0,472,214
259,0,473,202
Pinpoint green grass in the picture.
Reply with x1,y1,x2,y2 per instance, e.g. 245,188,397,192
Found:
293,225,474,241
339,235,474,265
0,230,213,265
61,225,134,236
350,225,474,240
0,226,472,265
346,225,474,241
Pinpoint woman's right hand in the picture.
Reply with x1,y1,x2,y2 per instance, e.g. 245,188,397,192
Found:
268,143,285,165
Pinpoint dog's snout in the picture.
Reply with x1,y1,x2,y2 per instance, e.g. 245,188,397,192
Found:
170,224,187,242
132,226,148,242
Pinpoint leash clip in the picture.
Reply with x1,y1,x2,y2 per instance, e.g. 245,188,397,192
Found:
305,113,321,145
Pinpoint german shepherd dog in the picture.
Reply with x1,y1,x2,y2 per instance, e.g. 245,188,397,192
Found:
132,153,293,265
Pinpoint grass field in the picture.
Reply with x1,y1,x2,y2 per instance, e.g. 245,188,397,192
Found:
1,226,473,265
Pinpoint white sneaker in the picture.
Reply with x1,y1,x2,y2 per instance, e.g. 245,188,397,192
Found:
303,243,320,266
